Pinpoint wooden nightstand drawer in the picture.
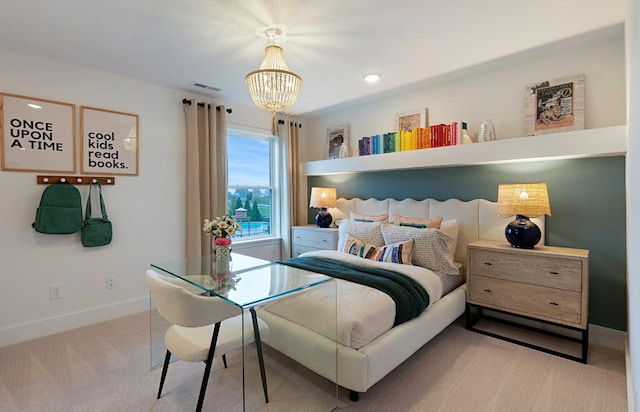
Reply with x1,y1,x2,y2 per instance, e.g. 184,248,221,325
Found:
468,275,582,326
466,240,589,362
469,248,582,292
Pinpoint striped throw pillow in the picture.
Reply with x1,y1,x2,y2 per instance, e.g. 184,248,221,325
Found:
342,233,413,265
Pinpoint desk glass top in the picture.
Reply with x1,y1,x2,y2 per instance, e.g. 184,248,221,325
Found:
148,252,338,409
150,253,333,308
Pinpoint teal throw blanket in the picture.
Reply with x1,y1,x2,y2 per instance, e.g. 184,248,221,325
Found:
278,256,429,326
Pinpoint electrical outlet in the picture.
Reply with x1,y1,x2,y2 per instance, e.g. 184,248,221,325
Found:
106,277,116,290
50,285,63,300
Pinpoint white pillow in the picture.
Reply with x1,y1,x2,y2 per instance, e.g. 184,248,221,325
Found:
439,219,459,261
337,220,384,252
389,214,443,229
380,223,459,275
350,211,388,222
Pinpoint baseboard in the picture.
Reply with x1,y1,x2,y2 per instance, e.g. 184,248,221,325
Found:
590,323,626,352
627,338,635,412
0,296,149,348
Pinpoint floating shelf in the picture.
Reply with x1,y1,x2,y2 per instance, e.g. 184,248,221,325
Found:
302,126,627,176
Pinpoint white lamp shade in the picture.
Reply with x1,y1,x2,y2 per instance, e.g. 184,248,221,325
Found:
309,187,337,209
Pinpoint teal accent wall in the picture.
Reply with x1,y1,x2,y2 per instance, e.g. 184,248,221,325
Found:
308,156,627,330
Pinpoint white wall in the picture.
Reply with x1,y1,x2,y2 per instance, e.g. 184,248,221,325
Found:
299,34,626,162
0,49,274,346
626,0,639,409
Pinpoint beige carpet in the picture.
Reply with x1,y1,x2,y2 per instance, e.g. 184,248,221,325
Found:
0,312,626,411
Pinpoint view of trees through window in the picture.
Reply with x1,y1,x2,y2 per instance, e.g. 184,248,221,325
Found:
226,132,273,240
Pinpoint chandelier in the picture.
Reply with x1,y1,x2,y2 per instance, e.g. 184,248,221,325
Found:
245,28,302,114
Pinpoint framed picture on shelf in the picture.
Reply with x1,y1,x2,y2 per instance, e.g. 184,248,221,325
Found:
394,108,428,132
327,124,349,159
1,93,76,173
80,106,139,176
525,74,584,136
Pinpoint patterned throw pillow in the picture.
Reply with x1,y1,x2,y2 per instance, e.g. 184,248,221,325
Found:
342,233,378,258
390,214,443,229
337,220,384,252
381,223,459,275
342,233,413,265
350,211,388,222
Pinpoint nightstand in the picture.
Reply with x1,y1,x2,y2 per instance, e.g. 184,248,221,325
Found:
292,225,339,257
465,240,589,362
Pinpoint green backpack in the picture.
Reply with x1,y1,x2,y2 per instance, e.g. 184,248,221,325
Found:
32,183,83,234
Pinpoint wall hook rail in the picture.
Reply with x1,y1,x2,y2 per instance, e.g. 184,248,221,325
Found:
37,175,116,185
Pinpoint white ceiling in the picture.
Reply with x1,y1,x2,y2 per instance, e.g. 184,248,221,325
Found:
0,0,626,115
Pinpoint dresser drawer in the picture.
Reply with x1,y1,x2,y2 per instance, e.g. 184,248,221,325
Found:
292,228,337,249
468,275,582,326
292,245,322,257
469,248,582,292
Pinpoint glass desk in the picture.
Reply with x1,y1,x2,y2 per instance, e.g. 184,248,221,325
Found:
148,253,337,411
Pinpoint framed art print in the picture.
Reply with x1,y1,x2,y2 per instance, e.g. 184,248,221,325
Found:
327,124,349,159
1,93,76,173
394,108,428,132
525,74,584,136
80,106,139,176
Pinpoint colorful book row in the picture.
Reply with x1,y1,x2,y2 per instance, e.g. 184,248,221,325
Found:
358,122,469,156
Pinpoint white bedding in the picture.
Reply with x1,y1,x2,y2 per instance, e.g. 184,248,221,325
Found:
264,249,444,349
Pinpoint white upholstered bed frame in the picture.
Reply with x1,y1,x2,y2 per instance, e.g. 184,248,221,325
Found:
259,198,544,399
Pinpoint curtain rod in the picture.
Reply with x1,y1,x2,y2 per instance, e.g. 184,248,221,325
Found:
181,98,232,113
277,119,302,128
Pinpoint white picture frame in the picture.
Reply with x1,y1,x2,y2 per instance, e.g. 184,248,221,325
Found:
525,74,585,136
394,108,428,132
327,124,349,159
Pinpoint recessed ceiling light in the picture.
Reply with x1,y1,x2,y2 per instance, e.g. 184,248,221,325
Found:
27,103,42,109
363,73,381,83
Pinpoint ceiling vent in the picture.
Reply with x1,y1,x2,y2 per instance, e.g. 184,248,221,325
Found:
191,82,221,92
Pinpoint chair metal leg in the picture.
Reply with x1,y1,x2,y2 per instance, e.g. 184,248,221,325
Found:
251,308,269,403
222,354,227,368
157,350,172,399
196,322,221,412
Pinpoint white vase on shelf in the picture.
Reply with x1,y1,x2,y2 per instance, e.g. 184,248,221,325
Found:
478,118,496,142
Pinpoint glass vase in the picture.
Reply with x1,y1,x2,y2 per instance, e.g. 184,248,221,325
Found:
478,118,496,142
213,244,231,274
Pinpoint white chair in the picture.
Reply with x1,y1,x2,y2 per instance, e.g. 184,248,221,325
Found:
146,269,269,411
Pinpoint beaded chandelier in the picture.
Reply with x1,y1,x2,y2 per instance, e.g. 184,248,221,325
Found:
245,28,302,113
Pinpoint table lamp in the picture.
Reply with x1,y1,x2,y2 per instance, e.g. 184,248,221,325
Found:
497,182,551,248
309,187,337,228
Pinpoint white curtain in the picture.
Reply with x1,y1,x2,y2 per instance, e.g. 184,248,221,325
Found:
183,100,228,258
278,118,302,259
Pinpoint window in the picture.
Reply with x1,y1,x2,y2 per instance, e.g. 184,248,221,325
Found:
226,129,276,241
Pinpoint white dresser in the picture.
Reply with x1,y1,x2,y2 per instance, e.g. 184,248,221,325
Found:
292,225,339,257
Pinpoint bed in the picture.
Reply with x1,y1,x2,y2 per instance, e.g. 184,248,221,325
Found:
258,197,544,400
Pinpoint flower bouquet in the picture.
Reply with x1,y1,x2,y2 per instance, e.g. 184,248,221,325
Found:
202,215,241,239
203,216,240,274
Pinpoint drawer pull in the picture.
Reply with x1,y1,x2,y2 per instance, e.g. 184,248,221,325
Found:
483,262,492,266
483,289,492,293
549,271,560,275
549,302,559,306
